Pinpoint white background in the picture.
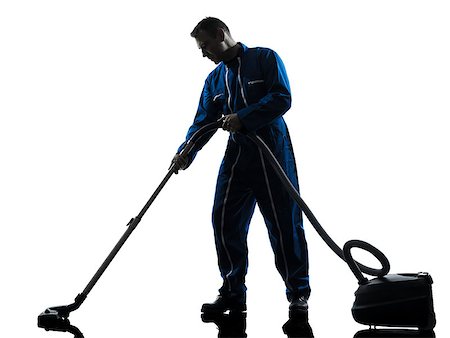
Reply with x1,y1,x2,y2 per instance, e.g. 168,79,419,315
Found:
1,1,449,337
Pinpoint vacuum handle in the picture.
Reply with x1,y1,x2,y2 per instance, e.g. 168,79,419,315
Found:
177,120,223,157
343,240,390,284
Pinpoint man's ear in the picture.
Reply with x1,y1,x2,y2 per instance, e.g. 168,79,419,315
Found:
216,28,225,42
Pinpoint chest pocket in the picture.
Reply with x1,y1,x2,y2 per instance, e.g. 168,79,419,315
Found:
212,92,227,114
246,79,266,103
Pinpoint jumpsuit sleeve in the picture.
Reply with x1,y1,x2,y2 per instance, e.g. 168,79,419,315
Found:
236,49,292,132
177,76,222,168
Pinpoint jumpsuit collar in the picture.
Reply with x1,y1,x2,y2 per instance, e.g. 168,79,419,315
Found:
223,42,247,66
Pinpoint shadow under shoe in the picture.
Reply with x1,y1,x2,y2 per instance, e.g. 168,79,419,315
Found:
201,311,247,338
201,295,246,314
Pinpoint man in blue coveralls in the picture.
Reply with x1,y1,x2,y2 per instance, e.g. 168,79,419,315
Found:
172,17,310,317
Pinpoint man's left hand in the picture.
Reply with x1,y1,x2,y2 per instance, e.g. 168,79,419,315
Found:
221,114,242,132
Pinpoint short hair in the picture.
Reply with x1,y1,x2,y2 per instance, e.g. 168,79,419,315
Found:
190,17,230,39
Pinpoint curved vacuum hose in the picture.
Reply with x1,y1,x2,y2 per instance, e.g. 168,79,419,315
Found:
243,132,390,281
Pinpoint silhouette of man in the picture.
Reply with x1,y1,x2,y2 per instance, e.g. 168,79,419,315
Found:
172,17,310,317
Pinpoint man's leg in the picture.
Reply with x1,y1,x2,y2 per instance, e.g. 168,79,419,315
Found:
203,145,256,313
253,149,310,302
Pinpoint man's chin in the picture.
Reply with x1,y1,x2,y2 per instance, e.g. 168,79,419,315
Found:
209,57,220,64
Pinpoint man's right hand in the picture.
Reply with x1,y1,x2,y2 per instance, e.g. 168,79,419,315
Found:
171,153,189,174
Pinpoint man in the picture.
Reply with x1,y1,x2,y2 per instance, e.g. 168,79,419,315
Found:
172,17,310,317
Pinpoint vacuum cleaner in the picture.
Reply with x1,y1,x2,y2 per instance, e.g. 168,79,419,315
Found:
38,120,436,336
248,131,436,332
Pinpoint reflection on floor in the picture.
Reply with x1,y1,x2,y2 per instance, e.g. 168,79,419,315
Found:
201,310,314,338
37,308,436,337
201,311,247,338
354,328,436,338
200,309,437,338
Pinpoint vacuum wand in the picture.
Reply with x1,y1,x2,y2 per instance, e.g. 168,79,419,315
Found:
37,120,222,336
37,168,176,337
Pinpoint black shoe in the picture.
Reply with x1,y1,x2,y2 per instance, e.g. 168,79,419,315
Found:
282,318,314,338
201,295,246,314
289,296,308,320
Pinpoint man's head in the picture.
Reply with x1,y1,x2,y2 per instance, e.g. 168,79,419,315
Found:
191,17,236,64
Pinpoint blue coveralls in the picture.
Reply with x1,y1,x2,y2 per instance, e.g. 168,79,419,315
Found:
179,43,310,301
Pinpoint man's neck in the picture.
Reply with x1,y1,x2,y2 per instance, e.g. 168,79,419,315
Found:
221,42,241,63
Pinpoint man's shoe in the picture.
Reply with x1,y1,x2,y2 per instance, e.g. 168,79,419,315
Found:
201,295,246,314
289,296,308,320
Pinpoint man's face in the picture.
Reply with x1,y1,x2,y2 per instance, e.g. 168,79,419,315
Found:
195,29,224,64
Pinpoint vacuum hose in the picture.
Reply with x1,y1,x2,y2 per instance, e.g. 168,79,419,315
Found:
244,132,390,283
191,121,390,283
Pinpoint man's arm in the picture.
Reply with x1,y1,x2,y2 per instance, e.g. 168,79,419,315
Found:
173,77,222,172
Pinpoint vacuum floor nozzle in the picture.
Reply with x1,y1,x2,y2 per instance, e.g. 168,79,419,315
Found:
38,307,84,337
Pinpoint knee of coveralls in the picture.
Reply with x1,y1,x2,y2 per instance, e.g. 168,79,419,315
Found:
211,150,257,296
